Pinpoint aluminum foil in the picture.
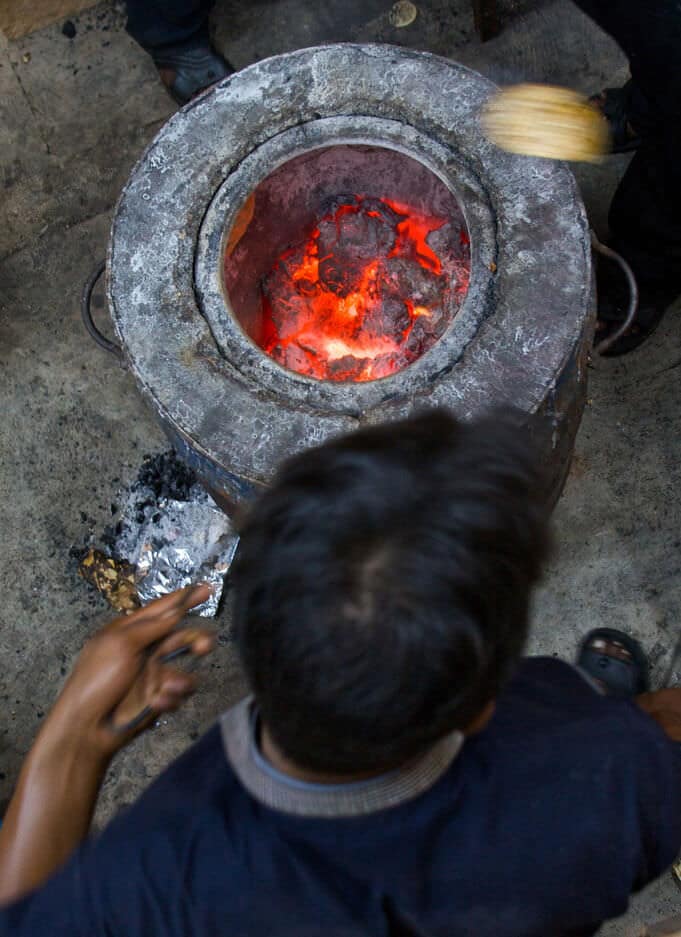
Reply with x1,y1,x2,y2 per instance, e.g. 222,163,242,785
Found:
115,485,238,617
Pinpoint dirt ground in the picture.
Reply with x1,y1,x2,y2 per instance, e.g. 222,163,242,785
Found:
1,1,680,932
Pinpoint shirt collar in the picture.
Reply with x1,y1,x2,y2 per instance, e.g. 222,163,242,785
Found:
220,697,463,818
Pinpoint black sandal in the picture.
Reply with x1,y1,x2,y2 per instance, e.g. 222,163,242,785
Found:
151,43,234,106
589,80,642,154
577,628,649,698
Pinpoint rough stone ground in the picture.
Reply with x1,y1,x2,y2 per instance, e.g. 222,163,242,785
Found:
0,1,680,932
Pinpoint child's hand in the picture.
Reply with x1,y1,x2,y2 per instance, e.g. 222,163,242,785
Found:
43,585,215,761
0,585,215,905
636,689,681,743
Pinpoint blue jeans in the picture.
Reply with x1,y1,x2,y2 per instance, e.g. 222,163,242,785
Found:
125,0,214,50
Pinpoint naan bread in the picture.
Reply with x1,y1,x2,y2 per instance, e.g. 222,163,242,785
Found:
481,83,610,163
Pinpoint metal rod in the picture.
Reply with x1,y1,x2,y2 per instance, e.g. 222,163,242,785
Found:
108,645,194,734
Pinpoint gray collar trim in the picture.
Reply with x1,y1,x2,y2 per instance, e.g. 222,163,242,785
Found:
220,697,464,818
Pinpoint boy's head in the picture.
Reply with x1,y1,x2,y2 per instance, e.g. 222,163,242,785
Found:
233,409,550,775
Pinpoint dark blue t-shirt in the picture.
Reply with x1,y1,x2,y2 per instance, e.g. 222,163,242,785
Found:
1,658,680,937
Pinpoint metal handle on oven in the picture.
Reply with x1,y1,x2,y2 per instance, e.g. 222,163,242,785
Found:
591,231,639,356
81,259,124,362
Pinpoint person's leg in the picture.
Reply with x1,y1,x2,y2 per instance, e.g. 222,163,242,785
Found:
572,0,681,352
126,0,214,51
125,0,233,106
573,0,681,118
573,0,681,268
608,134,681,302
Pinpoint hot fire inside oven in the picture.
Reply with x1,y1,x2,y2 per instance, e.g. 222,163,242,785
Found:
223,145,471,383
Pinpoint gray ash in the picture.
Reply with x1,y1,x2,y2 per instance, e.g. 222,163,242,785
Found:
136,451,196,503
100,451,197,558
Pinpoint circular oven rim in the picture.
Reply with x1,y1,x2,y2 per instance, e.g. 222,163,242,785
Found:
194,116,494,412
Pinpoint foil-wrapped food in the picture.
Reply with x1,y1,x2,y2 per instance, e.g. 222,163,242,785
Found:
79,454,239,618
133,494,239,617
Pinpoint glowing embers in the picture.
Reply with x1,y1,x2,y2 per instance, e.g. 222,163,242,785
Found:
260,195,470,382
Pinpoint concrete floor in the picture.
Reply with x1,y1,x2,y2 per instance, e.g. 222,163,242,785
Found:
1,0,680,932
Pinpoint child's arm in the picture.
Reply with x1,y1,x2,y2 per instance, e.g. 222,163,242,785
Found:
0,585,214,905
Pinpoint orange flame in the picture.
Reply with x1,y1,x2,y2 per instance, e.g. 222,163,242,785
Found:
260,195,469,382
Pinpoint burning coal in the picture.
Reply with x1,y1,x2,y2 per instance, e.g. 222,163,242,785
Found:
260,195,470,382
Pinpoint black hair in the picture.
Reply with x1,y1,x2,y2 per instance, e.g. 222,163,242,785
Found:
232,409,550,774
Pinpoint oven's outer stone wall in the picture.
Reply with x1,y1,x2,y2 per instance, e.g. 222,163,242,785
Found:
109,44,593,511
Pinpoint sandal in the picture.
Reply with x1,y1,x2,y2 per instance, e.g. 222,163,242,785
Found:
151,43,234,106
589,80,642,154
577,628,649,698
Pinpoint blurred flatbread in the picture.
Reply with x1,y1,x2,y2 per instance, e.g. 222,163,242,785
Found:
481,83,610,162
